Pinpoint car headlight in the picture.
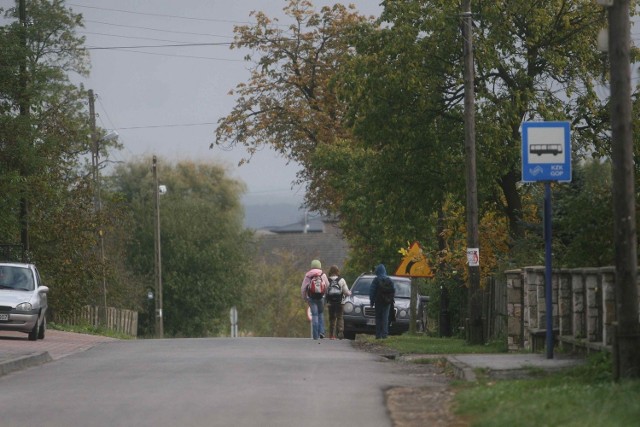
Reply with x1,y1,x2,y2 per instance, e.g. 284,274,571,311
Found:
343,302,354,313
398,309,408,318
354,306,362,314
16,302,33,312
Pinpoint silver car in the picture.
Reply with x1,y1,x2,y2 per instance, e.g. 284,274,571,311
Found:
0,263,49,340
342,273,429,340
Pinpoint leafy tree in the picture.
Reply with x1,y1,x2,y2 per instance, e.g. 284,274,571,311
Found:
109,159,253,337
0,1,123,318
239,251,310,337
214,0,373,212
329,1,469,270
552,160,615,267
0,0,91,247
471,0,615,240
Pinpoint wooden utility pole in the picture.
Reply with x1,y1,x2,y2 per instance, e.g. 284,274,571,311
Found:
18,0,30,260
153,156,164,338
89,89,108,324
462,0,483,344
607,0,640,380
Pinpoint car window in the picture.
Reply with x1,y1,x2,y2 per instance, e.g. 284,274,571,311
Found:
350,276,412,298
393,279,411,298
0,266,34,290
350,277,372,295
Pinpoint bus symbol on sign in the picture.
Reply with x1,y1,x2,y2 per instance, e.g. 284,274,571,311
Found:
530,144,562,156
521,121,571,183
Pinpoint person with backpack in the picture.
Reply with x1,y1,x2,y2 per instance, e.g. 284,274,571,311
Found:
301,259,329,340
326,265,351,340
369,263,395,339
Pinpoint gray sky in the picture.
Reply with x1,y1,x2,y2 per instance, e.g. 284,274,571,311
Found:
53,0,382,206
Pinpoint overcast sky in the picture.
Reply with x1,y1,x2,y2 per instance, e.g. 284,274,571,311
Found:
20,0,382,206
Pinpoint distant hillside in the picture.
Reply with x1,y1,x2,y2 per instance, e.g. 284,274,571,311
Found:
243,203,304,229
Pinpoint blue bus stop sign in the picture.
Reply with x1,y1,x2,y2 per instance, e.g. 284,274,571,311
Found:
521,121,571,183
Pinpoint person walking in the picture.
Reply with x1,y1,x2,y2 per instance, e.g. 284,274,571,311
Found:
325,265,351,340
301,259,328,340
369,264,395,339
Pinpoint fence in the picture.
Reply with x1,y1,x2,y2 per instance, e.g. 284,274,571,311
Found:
504,266,639,353
52,305,138,337
481,275,508,343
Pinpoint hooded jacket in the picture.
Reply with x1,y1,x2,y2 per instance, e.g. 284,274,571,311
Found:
301,268,329,301
369,264,388,306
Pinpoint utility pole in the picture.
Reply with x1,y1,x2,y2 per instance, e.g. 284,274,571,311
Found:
18,0,30,261
606,0,640,380
153,156,164,338
462,0,483,344
89,89,108,324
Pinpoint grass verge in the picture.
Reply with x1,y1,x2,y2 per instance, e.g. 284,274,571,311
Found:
360,334,640,426
453,352,640,426
359,333,508,354
49,322,133,340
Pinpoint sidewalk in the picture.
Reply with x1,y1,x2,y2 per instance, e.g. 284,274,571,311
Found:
0,329,118,377
400,353,586,381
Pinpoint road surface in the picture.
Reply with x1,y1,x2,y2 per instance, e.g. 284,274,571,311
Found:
0,336,448,427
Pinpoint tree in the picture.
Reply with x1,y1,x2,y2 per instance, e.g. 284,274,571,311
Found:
240,251,310,337
109,159,253,337
0,0,91,254
0,1,125,318
344,0,613,242
471,0,612,239
553,160,615,267
214,0,373,212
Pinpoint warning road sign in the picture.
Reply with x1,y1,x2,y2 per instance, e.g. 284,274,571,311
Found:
395,242,434,278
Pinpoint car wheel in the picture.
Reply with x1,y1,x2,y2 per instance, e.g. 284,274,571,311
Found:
28,320,39,341
343,331,356,340
37,317,46,340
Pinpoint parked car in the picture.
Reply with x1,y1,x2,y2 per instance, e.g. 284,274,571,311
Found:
342,273,428,340
0,262,49,340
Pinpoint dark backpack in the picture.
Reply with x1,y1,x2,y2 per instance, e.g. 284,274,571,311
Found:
376,276,395,305
307,273,326,300
326,277,343,303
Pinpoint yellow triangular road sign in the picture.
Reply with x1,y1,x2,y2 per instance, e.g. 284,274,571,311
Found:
395,242,434,278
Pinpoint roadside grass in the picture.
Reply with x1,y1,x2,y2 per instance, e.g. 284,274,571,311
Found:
360,333,508,354
49,322,133,340
367,334,640,426
454,352,640,427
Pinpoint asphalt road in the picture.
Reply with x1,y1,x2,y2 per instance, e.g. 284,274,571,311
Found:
0,337,445,427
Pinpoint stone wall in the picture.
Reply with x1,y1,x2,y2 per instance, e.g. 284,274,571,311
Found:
506,267,637,353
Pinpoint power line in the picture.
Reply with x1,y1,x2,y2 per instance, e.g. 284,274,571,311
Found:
68,3,252,25
79,30,224,45
88,48,243,61
84,19,234,39
116,122,218,130
87,42,232,50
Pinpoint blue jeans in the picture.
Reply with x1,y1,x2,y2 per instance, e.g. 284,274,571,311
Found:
308,298,325,339
375,303,390,339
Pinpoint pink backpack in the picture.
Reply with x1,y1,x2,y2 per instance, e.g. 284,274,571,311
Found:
307,273,326,299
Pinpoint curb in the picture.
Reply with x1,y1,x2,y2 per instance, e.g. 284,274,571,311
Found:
445,356,477,381
0,352,53,378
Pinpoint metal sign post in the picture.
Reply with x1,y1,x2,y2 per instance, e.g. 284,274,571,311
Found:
522,121,571,359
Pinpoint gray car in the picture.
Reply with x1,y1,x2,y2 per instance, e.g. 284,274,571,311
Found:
0,262,49,340
342,273,428,340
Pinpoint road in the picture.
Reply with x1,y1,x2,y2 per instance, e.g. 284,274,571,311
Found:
0,336,448,427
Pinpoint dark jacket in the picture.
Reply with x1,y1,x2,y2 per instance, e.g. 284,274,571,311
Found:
369,264,388,306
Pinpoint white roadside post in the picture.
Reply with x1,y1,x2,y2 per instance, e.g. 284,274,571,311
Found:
229,306,238,338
